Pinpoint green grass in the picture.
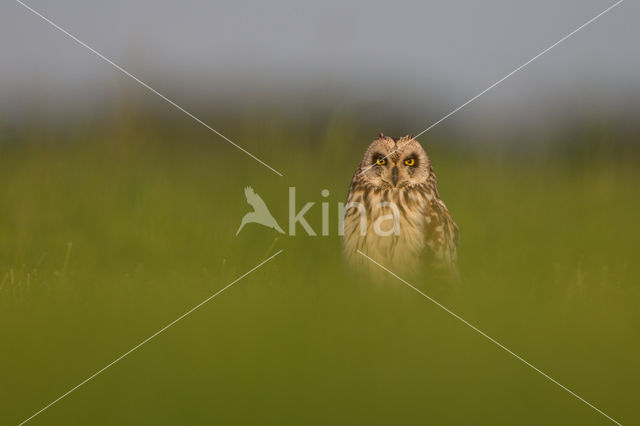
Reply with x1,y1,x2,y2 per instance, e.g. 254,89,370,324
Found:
1,116,639,425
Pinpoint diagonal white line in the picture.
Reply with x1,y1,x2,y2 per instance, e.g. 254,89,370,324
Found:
357,249,623,426
358,0,624,177
15,0,284,177
413,0,624,139
17,250,283,426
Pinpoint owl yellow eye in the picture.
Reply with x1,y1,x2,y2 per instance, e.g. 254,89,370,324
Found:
404,158,415,166
375,158,386,166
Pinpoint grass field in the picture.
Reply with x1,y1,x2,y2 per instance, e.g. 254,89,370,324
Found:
1,115,639,425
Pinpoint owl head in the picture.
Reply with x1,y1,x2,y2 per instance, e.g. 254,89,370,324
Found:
358,134,432,189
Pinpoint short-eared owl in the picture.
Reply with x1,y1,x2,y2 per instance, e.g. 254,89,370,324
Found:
343,134,459,275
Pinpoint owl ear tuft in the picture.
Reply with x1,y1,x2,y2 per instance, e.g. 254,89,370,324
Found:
378,132,385,138
406,133,415,139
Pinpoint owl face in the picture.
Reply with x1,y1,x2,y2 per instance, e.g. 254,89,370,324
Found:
359,134,431,189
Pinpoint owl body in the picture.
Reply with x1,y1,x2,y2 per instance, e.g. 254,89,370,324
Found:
343,135,458,276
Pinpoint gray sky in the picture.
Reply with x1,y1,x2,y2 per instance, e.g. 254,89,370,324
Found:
1,0,637,131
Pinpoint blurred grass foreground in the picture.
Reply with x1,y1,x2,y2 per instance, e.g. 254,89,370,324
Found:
1,110,639,425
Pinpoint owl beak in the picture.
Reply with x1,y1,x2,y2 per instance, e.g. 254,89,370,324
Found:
391,166,399,187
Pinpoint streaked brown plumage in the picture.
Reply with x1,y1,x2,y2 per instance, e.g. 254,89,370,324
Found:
342,134,459,276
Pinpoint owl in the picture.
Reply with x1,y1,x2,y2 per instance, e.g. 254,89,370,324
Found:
342,134,459,276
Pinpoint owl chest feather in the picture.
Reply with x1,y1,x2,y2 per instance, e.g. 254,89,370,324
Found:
343,186,432,273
